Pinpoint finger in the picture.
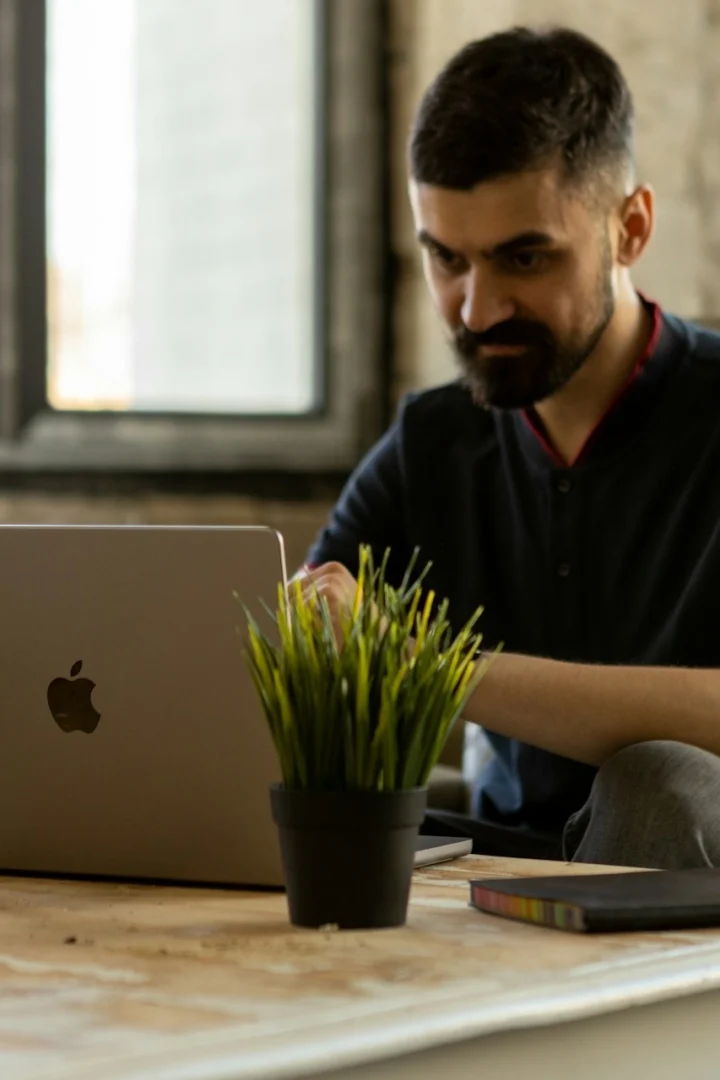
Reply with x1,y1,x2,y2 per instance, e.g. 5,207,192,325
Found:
288,576,329,609
298,580,337,606
288,565,327,598
288,562,317,586
298,561,355,586
292,570,339,602
297,586,352,627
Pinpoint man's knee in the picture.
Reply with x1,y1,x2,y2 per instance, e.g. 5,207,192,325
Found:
595,740,718,805
567,740,720,868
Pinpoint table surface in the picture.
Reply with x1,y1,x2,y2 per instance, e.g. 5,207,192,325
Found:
4,856,720,1080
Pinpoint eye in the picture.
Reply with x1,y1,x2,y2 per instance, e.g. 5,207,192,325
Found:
429,246,466,274
504,250,549,273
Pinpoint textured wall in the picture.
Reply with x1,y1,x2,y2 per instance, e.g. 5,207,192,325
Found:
391,0,720,392
0,0,17,435
701,0,720,319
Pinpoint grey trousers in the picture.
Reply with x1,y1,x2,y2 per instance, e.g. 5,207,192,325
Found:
422,740,720,869
564,739,720,869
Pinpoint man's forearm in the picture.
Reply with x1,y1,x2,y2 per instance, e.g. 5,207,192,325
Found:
466,652,720,765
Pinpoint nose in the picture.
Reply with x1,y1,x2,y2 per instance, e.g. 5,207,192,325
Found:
460,267,515,333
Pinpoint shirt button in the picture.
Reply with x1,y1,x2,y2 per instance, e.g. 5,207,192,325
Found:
557,562,572,578
556,477,572,494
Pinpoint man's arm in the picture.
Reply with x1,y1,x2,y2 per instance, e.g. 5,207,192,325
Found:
297,562,720,767
466,651,720,765
304,410,411,583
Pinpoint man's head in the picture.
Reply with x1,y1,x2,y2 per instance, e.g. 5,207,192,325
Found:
408,27,653,409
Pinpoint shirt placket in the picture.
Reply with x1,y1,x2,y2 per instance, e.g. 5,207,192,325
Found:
547,469,583,660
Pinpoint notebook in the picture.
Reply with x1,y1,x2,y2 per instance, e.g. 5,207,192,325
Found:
469,868,720,933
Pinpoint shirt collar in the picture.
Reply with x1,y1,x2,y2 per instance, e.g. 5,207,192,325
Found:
506,300,683,472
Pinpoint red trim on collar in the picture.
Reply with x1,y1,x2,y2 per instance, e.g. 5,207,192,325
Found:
521,300,663,469
521,410,565,467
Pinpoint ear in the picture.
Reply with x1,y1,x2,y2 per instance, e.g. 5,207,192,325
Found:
616,185,654,267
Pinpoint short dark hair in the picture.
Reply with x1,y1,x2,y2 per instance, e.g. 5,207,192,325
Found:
410,27,634,194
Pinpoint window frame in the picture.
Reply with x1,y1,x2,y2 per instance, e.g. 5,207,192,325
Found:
0,0,389,474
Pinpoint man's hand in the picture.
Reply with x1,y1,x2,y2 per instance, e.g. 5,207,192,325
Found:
289,562,361,645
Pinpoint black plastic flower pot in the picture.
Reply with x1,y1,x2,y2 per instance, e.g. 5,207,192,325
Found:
270,784,428,929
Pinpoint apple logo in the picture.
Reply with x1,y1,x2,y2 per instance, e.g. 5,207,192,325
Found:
47,660,101,734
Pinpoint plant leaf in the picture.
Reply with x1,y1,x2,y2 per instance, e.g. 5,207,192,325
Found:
239,545,496,792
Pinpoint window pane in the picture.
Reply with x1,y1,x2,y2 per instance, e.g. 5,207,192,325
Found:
46,0,318,415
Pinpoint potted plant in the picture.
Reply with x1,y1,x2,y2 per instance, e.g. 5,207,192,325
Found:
241,546,493,930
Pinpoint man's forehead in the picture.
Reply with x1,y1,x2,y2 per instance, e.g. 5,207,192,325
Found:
409,169,587,250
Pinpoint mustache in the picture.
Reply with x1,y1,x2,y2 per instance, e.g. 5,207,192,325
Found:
454,319,554,357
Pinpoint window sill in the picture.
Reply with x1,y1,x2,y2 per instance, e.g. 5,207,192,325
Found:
0,409,367,475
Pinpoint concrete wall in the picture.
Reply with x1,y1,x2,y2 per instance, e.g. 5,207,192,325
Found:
390,0,720,393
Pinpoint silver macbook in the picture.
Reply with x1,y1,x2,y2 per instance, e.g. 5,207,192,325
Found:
414,836,471,866
0,525,469,887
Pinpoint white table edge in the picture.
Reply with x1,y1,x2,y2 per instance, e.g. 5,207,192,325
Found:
25,937,720,1080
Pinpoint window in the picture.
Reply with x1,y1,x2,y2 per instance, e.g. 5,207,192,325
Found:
47,0,318,416
0,0,387,472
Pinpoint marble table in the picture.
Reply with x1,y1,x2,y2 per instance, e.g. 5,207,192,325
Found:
2,855,720,1080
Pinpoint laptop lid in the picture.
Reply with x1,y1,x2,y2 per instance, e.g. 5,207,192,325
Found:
0,525,286,887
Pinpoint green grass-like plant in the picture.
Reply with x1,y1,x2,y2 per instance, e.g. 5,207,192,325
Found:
241,545,495,792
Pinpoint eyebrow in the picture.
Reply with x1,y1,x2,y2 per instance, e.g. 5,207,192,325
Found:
417,228,556,260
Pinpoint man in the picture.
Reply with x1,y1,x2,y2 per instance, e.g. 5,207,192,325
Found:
299,27,720,869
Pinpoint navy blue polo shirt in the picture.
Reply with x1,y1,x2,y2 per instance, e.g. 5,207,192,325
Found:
307,306,720,836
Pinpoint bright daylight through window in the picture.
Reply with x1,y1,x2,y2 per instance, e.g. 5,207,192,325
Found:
46,0,318,415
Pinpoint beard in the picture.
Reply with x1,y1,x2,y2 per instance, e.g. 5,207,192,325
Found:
453,247,615,411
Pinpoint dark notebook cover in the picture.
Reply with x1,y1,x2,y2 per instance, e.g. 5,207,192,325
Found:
469,868,720,933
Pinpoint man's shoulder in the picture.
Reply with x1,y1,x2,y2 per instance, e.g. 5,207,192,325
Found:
666,313,720,372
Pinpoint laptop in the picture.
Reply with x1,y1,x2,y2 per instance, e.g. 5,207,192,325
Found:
0,525,470,888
